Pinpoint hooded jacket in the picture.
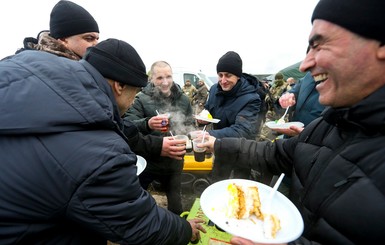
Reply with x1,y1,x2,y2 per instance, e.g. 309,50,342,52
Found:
205,74,261,139
213,85,385,244
125,82,194,174
0,50,191,245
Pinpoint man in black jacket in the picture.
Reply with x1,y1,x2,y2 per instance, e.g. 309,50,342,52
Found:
0,38,204,244
201,0,385,244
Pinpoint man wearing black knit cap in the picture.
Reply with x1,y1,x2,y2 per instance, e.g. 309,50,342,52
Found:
197,51,261,182
15,0,99,59
0,38,205,244
200,0,385,244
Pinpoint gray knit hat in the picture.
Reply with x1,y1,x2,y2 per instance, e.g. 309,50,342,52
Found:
83,38,148,87
312,0,385,43
50,0,99,39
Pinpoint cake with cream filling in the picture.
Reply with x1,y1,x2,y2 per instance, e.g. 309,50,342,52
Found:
226,183,281,238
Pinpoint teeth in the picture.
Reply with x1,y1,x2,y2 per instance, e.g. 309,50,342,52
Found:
314,74,327,83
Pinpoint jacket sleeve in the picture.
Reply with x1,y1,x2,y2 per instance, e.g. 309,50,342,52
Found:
213,137,295,182
124,93,152,134
67,138,191,245
208,97,261,139
122,118,162,158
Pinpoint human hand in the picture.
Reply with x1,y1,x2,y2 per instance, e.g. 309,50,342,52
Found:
231,236,287,245
196,119,209,125
148,114,169,132
188,218,207,243
279,93,296,108
196,135,215,153
160,137,186,160
271,125,304,137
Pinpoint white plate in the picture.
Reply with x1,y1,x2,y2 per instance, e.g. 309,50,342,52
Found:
200,179,304,244
194,115,220,123
265,121,304,130
136,155,147,175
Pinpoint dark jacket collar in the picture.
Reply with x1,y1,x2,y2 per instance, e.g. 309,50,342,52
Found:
323,85,385,134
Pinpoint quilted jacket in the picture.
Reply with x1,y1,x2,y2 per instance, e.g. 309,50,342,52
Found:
0,50,192,245
214,85,385,244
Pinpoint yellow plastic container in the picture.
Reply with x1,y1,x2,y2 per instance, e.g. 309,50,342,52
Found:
183,152,213,171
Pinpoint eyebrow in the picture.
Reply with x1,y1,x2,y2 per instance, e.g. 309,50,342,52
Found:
309,34,322,48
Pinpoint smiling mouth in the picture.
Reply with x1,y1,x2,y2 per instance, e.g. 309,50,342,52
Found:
314,74,328,85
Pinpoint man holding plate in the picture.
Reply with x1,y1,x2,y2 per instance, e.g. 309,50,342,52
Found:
200,0,385,244
197,51,261,182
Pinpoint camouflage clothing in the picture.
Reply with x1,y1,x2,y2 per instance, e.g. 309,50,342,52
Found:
259,76,288,141
182,82,197,103
192,82,208,115
16,31,82,60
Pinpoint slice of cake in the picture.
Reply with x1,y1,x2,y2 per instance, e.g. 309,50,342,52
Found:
226,183,263,220
263,213,281,238
199,109,213,119
226,183,281,239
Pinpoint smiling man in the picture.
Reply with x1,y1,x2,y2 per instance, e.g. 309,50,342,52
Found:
197,51,262,182
199,0,385,244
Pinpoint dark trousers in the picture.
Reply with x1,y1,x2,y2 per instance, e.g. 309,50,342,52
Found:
139,170,183,215
210,158,251,183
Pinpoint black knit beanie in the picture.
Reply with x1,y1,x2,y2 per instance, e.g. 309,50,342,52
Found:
50,0,99,39
312,0,385,43
216,51,243,77
83,38,148,87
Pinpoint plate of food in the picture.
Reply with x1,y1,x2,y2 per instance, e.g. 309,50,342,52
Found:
194,115,220,123
135,155,147,175
194,109,220,123
200,179,303,244
265,121,304,130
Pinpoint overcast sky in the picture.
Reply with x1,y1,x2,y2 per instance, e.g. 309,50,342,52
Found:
0,0,319,76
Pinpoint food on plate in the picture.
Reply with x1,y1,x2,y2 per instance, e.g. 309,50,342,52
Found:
263,213,281,239
199,109,213,119
275,118,286,124
226,183,281,239
226,183,263,220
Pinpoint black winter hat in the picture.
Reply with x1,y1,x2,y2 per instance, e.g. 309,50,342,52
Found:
216,51,243,77
312,0,385,44
83,38,148,87
50,0,99,39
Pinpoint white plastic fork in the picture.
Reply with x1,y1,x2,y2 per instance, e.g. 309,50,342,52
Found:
278,106,290,123
265,173,285,212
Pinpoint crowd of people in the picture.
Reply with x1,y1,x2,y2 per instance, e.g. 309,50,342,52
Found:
1,0,384,244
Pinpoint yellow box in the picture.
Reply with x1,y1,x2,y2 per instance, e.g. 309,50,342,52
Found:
183,152,213,171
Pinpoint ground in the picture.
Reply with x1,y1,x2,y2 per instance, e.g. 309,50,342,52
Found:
148,180,202,213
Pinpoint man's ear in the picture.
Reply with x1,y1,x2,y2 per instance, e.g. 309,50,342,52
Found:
377,43,385,59
111,80,124,96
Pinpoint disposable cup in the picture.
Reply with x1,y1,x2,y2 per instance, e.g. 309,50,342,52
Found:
175,135,190,157
189,130,203,140
192,138,207,162
159,113,170,132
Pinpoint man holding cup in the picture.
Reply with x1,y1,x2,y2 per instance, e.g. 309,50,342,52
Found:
125,61,194,215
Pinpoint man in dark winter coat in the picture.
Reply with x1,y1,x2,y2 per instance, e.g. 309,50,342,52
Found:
197,51,261,181
0,39,204,245
15,0,100,59
13,0,186,165
201,0,385,244
125,60,195,215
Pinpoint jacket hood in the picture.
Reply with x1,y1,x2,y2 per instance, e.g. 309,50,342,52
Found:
18,31,81,60
0,51,121,135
